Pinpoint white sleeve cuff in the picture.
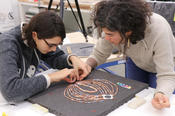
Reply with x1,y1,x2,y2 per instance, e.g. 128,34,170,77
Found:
67,54,77,66
43,74,51,88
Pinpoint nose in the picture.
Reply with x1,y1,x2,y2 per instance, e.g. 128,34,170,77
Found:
105,36,113,43
105,36,111,41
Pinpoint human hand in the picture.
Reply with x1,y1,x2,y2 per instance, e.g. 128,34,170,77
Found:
64,69,77,83
69,56,92,81
48,68,76,83
151,92,170,109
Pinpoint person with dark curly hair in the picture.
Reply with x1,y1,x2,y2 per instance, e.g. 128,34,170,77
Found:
0,10,91,104
86,0,175,109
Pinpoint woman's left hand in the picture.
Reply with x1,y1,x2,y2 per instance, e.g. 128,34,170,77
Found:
69,55,92,81
151,92,170,109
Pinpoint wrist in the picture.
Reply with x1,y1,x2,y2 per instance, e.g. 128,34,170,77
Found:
69,55,79,64
48,73,54,83
67,54,77,66
69,55,78,62
86,57,97,69
43,74,51,88
153,91,165,98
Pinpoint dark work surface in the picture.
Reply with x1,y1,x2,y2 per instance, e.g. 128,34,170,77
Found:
60,43,94,57
28,70,148,116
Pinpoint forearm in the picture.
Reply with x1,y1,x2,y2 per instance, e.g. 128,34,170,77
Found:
156,76,175,97
0,75,47,102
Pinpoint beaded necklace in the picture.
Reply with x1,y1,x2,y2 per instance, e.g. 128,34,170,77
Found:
64,79,118,103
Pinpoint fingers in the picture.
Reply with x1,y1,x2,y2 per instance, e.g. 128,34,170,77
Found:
152,93,170,109
64,69,77,83
152,99,170,109
78,65,92,81
152,100,160,109
64,76,76,83
71,58,92,81
69,72,77,83
64,64,92,83
74,68,80,81
78,69,84,80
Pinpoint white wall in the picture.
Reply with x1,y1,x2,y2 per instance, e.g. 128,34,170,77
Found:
0,0,20,33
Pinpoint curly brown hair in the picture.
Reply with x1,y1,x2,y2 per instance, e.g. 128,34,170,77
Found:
23,10,65,48
93,0,152,44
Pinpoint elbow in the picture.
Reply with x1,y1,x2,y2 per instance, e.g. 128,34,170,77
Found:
1,87,25,103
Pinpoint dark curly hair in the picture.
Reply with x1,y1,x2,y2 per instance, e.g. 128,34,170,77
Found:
93,0,152,44
23,10,66,48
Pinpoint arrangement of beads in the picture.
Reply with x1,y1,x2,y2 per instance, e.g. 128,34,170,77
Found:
64,79,118,103
117,82,132,89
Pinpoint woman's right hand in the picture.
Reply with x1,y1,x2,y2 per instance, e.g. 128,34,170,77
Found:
48,68,77,83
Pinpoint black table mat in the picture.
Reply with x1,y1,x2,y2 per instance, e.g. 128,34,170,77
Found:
28,70,148,116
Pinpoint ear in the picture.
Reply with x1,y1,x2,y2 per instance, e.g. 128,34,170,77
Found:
125,31,132,37
32,31,37,41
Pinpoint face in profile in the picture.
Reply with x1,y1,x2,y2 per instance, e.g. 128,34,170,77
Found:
102,28,132,45
32,32,62,54
102,28,123,45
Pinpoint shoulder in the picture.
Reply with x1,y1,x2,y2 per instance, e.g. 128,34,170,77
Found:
150,13,168,23
0,26,22,52
0,26,21,43
138,13,175,53
147,13,172,34
144,13,174,43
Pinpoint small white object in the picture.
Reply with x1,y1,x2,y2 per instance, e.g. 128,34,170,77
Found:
102,94,113,99
128,96,146,109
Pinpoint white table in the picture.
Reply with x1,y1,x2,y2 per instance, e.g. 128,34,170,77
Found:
1,87,175,116
0,102,55,116
108,87,175,116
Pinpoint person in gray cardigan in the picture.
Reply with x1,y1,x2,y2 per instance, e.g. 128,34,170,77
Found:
0,11,91,103
86,0,175,109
